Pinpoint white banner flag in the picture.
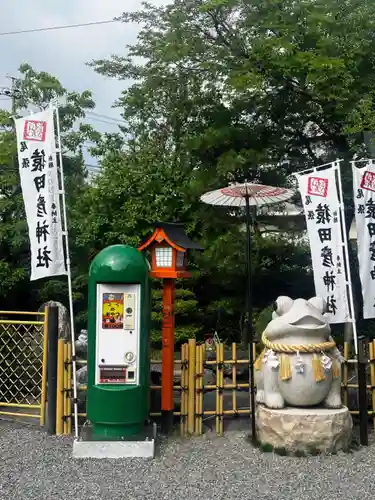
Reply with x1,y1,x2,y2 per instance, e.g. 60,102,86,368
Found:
15,108,66,281
352,161,375,318
297,165,350,323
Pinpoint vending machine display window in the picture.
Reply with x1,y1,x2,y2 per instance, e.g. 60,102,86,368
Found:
95,283,140,386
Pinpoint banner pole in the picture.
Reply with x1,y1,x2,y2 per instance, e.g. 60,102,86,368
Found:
335,159,358,355
53,104,79,438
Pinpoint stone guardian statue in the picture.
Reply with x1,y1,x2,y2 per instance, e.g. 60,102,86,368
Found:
255,296,344,409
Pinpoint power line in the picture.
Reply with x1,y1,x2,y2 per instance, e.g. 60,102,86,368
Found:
0,85,125,127
0,19,120,37
85,116,125,126
85,163,101,170
86,111,126,124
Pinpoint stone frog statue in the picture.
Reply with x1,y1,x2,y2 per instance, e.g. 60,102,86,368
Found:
255,296,344,409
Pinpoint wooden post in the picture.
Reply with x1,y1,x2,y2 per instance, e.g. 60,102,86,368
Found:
67,342,72,435
370,341,375,432
46,306,58,435
40,306,49,427
63,342,68,435
161,278,176,434
56,339,65,435
187,338,196,434
232,343,237,416
343,342,349,408
180,343,188,436
219,343,224,436
216,343,224,436
357,336,369,446
195,344,203,435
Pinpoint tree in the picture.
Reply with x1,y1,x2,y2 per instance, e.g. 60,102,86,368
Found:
0,109,26,305
0,65,99,313
83,0,375,341
92,0,375,176
151,285,201,346
72,132,209,336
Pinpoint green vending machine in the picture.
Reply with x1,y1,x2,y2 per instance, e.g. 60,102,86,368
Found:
73,244,155,459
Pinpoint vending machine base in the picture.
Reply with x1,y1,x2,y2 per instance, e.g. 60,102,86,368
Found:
72,423,156,459
72,438,155,459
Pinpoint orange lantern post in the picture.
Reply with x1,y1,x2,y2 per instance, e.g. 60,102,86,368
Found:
138,223,203,433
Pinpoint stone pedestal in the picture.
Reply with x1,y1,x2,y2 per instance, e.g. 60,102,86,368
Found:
256,405,352,454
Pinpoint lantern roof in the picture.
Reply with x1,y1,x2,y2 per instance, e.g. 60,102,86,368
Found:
138,222,203,252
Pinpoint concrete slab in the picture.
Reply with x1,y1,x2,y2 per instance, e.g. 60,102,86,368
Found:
72,438,155,459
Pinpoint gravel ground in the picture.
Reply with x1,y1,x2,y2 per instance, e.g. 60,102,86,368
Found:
0,419,374,500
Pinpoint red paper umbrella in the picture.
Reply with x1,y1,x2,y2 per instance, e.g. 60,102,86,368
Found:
200,182,295,442
200,182,294,207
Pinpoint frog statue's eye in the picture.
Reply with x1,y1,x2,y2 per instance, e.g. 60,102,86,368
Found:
308,296,327,313
273,296,294,316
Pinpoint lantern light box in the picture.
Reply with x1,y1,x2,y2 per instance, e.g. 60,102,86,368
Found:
138,222,203,279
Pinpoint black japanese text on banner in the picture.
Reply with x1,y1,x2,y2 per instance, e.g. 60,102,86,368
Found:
15,109,66,281
352,160,375,319
297,165,350,323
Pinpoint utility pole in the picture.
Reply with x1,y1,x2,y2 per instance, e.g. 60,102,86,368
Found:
5,74,21,116
9,76,17,116
0,85,14,109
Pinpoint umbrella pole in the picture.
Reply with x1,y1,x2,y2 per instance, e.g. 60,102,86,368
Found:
245,195,257,442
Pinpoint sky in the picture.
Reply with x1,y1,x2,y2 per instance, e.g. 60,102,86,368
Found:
0,0,169,172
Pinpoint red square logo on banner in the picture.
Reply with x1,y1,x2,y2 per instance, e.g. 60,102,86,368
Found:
360,171,375,192
23,120,47,142
307,177,328,197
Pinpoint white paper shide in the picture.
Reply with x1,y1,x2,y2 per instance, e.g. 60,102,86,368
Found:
15,109,66,280
297,166,350,323
352,161,375,319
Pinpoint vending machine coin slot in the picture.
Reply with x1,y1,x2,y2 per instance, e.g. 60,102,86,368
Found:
124,294,135,330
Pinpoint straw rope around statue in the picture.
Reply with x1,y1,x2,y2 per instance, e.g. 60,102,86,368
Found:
254,332,340,382
260,332,336,354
